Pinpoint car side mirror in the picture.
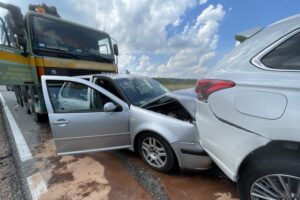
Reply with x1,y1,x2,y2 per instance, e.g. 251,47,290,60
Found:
104,102,117,112
113,44,119,56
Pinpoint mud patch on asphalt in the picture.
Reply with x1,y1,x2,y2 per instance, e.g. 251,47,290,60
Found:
78,180,103,197
215,192,239,200
90,152,152,200
120,150,238,200
48,171,74,186
40,156,111,200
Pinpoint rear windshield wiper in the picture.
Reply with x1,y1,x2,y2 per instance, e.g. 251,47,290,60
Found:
34,47,79,59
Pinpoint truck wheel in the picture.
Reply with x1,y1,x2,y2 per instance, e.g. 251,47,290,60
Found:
17,94,23,106
238,157,300,200
23,100,31,114
14,88,23,106
137,133,176,173
33,112,43,123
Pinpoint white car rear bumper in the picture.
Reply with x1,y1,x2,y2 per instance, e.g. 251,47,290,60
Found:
195,101,271,181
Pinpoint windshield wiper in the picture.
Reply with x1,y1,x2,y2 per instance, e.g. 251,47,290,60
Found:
80,53,113,63
34,47,79,59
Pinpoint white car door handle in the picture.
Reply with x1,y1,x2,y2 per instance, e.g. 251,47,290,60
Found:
53,120,69,125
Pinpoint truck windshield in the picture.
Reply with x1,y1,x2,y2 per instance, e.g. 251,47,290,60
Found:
115,77,169,106
31,15,114,62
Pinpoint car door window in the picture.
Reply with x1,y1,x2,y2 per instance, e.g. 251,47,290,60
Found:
47,80,117,113
95,78,124,100
261,32,300,70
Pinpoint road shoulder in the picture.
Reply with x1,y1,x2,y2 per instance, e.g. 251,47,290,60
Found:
0,107,24,200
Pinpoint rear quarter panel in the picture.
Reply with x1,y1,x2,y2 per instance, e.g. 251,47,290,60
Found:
208,71,300,142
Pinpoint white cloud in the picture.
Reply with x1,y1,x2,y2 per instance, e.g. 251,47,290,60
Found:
4,0,225,78
139,4,225,78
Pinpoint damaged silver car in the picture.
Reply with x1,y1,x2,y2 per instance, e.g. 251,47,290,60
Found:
41,74,212,172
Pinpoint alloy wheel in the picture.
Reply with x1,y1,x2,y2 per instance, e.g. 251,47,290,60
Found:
250,174,300,200
141,137,167,168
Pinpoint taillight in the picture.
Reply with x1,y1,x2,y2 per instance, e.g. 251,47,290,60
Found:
195,79,235,102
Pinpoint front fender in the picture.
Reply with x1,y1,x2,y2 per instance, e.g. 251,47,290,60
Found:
130,106,198,145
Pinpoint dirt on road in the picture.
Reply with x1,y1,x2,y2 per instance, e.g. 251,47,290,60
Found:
1,89,239,200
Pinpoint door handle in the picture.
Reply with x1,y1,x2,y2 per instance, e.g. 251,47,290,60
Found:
52,120,69,125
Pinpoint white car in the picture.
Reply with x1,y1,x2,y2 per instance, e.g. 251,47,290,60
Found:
195,15,300,199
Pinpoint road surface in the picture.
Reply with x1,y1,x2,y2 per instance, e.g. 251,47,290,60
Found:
0,86,238,200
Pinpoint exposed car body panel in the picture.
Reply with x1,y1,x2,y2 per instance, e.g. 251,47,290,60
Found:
130,105,198,144
167,88,197,118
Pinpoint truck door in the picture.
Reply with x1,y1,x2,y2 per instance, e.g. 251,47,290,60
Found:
0,5,34,85
41,75,131,155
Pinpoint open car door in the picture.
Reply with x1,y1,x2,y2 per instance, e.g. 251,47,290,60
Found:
41,75,131,155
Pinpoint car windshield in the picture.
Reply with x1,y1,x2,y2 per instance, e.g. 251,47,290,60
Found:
31,15,114,62
115,77,168,106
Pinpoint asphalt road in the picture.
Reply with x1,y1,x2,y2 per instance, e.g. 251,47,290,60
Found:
0,86,238,200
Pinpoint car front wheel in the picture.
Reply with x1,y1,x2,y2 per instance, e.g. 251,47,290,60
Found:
238,158,300,200
137,133,176,173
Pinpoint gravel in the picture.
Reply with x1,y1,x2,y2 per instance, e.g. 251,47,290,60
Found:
114,151,169,200
0,108,23,200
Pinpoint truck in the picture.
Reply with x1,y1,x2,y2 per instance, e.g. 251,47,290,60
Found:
0,2,119,122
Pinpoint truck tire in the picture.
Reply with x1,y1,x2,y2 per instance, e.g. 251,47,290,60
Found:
33,112,43,123
14,87,23,106
23,98,31,114
238,156,300,200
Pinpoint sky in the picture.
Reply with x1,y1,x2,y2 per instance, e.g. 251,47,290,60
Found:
2,0,300,78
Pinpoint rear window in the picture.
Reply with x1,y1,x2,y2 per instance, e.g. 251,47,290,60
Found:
261,32,300,70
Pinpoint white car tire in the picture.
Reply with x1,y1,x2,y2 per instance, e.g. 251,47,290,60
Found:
238,155,300,200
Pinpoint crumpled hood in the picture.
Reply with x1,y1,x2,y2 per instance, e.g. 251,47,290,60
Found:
166,88,197,118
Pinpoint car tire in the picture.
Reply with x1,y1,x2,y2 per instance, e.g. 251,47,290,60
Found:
238,156,300,200
137,133,176,173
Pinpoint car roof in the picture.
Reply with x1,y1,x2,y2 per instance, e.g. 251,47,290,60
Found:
75,73,147,80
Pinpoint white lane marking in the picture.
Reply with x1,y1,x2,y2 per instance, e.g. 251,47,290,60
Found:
27,173,48,200
0,93,33,162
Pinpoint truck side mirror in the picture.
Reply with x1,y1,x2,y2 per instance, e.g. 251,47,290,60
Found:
14,34,28,56
113,44,119,56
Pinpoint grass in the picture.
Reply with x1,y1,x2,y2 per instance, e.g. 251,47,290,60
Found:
154,78,197,91
162,83,195,91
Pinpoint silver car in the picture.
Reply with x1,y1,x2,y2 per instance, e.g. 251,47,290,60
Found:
195,14,300,199
41,74,212,172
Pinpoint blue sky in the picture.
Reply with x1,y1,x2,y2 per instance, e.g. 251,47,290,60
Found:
3,0,300,78
213,0,300,63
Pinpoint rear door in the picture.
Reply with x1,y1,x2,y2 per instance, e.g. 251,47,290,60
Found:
41,75,131,155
